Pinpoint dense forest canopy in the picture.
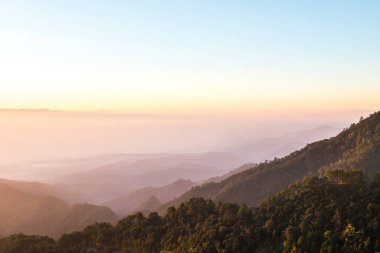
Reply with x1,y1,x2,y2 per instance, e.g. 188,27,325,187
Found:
1,170,380,253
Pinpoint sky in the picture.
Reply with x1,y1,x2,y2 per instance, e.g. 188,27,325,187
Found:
0,0,379,113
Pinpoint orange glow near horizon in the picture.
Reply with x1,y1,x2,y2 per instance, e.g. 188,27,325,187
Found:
0,89,378,115
1,1,380,116
1,62,379,114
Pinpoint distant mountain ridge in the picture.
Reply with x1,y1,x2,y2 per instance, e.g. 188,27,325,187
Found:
59,152,242,203
3,170,379,253
0,178,89,204
0,182,117,238
105,179,195,216
160,112,380,211
201,163,257,183
228,125,340,162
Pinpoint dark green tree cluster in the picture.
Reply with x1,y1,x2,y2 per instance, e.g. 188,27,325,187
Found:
1,170,380,253
0,234,56,253
254,170,380,252
320,112,380,177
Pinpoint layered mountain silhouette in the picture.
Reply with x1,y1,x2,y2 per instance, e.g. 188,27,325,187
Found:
1,112,379,241
0,178,89,203
201,163,257,183
0,181,117,238
2,169,378,253
228,125,340,162
105,179,195,216
161,112,380,211
58,152,241,202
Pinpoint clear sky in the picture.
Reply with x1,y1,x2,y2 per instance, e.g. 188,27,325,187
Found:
0,0,379,113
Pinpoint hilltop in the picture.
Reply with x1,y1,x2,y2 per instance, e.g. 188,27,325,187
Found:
2,170,380,253
0,182,117,238
161,112,380,209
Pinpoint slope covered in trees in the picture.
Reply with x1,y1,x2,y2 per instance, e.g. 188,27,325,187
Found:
162,112,380,209
1,170,380,253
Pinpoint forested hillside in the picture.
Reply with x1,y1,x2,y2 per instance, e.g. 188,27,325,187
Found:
1,170,380,253
162,112,380,209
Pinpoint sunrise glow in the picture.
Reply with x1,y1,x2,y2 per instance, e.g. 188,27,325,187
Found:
1,1,379,113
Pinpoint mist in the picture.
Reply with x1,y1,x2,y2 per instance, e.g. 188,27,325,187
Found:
0,109,369,183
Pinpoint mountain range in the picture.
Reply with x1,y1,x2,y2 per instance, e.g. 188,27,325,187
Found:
160,112,380,211
57,152,242,203
104,179,195,216
0,180,117,238
2,169,378,253
0,112,378,240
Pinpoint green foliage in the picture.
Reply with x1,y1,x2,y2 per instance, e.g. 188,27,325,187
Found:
257,170,379,253
0,234,56,253
2,170,380,253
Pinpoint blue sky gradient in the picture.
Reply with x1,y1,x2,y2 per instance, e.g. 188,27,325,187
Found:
0,1,379,112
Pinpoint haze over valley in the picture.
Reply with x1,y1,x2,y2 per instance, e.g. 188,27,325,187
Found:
0,1,379,252
0,109,356,207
